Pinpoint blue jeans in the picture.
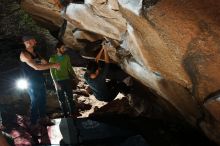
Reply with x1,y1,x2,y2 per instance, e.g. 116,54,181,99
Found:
27,81,46,124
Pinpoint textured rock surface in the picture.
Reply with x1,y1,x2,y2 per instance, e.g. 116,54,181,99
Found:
17,0,220,144
20,0,63,31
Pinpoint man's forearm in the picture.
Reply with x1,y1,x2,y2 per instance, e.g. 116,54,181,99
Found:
104,48,110,63
34,63,56,70
95,48,104,62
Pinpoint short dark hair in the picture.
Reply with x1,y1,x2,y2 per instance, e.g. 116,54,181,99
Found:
22,35,35,42
86,61,99,74
55,41,64,49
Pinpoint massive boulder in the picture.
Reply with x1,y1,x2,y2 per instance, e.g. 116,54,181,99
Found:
20,0,220,144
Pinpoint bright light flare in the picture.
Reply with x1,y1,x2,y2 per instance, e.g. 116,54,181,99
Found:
16,79,28,90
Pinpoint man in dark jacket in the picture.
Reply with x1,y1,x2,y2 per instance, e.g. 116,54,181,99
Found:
84,42,130,102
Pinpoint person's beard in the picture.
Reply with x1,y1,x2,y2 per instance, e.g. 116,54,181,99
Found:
33,45,37,50
60,50,65,55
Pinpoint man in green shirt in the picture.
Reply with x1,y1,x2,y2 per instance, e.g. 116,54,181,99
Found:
49,42,78,117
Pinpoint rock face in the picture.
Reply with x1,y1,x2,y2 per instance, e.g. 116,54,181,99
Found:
20,0,220,144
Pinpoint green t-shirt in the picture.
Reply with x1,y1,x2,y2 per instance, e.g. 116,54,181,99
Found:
49,54,74,81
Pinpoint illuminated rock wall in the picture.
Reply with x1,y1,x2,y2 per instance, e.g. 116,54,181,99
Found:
20,0,220,144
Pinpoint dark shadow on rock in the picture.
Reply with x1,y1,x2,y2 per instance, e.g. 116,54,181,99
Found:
203,89,220,104
77,102,92,111
182,20,220,100
73,89,90,97
89,114,217,146
89,97,138,118
80,39,103,60
128,79,184,121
